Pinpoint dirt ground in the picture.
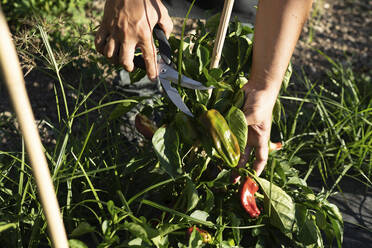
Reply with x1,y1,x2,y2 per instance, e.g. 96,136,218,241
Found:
292,0,371,81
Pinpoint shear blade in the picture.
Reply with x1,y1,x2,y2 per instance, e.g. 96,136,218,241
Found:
160,79,194,117
159,63,213,90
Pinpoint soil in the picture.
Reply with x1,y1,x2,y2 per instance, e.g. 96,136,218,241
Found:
291,0,371,81
0,0,371,246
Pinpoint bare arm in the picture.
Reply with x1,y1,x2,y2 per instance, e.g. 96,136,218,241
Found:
240,0,313,176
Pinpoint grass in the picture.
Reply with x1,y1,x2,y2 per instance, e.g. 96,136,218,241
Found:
0,5,371,247
277,53,372,190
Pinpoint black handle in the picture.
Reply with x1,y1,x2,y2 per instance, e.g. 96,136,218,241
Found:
133,25,172,70
153,25,171,65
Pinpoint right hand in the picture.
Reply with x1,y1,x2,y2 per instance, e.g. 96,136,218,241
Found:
237,77,281,176
95,0,173,80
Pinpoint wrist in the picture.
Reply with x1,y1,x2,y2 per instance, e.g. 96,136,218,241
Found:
242,80,279,114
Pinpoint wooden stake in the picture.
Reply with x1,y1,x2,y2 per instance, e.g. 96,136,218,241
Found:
0,8,69,248
210,0,235,69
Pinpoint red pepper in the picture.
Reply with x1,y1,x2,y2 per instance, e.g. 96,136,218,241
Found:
269,141,282,153
187,226,212,243
240,177,260,218
134,113,157,139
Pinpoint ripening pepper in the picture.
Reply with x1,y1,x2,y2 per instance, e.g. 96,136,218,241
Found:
240,176,260,218
134,113,157,139
199,109,240,167
175,112,198,145
269,141,283,153
187,226,212,244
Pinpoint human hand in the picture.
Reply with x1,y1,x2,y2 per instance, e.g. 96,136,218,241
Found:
95,0,173,80
237,80,279,176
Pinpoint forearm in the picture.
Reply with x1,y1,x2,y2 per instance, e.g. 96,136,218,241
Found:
250,0,313,92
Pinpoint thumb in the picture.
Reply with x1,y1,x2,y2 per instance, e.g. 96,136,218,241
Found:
253,144,269,176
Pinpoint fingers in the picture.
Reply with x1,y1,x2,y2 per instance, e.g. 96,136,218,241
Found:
158,16,173,39
103,36,117,59
253,144,269,176
95,27,108,54
237,145,251,169
139,40,158,81
119,42,136,72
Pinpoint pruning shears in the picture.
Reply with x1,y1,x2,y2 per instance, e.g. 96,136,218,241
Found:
133,25,213,117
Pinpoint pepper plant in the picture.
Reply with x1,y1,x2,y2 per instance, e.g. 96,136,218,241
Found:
76,15,345,247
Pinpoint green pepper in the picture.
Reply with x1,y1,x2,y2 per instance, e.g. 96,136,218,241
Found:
199,109,240,167
175,112,198,145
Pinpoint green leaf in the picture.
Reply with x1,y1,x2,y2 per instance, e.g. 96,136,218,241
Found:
297,217,321,246
237,36,251,71
156,224,187,237
124,221,158,245
71,222,96,237
184,178,199,212
282,63,292,91
201,186,215,213
68,239,88,248
125,237,149,247
295,204,308,230
330,217,343,248
225,106,248,153
324,202,343,224
228,212,242,245
141,199,214,227
256,177,295,233
203,67,217,84
209,68,223,80
315,211,327,230
205,13,221,34
222,38,238,73
184,57,199,78
0,222,16,232
272,98,282,124
196,45,210,72
152,126,182,178
190,210,209,222
188,227,203,248
205,169,231,188
107,200,116,217
195,89,209,105
129,67,146,83
223,36,251,74
152,235,169,248
108,101,137,120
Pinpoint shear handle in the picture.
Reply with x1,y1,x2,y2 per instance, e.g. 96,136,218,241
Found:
133,25,172,70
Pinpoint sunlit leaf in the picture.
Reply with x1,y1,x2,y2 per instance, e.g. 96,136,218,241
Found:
190,210,209,222
152,126,182,178
256,177,295,233
68,239,88,248
71,222,95,237
184,178,199,212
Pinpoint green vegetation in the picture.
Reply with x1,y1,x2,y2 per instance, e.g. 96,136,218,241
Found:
0,2,371,247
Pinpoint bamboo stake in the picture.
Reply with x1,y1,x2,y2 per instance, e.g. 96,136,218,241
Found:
0,8,69,248
210,0,235,69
